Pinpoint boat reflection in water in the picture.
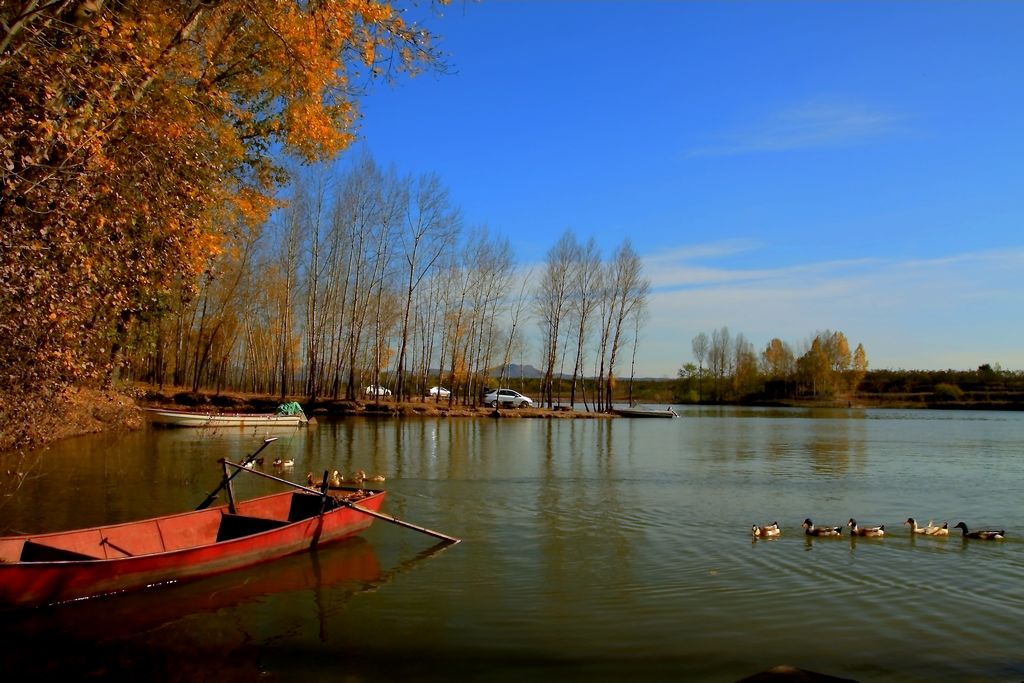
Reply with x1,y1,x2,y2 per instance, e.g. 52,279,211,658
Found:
4,537,378,638
2,537,452,677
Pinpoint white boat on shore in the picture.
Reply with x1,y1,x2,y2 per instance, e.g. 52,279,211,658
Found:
146,405,308,428
613,406,679,418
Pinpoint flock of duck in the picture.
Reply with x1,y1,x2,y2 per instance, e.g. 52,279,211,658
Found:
306,469,386,488
240,457,387,486
751,518,1007,540
241,456,295,469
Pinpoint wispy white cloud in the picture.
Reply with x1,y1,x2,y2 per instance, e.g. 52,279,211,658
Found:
689,98,906,158
644,243,884,292
636,246,1024,375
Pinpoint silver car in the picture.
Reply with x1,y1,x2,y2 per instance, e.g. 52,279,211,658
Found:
482,388,533,408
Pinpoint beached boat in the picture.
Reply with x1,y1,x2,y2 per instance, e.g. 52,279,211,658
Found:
613,406,679,418
146,405,308,428
0,485,384,608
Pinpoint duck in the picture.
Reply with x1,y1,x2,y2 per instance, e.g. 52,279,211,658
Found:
273,458,294,468
848,518,885,537
904,518,949,536
367,473,386,483
802,519,842,537
751,522,781,538
306,470,343,488
953,522,1005,540
348,469,367,483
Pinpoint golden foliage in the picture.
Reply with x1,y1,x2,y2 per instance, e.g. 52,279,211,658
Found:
0,0,446,451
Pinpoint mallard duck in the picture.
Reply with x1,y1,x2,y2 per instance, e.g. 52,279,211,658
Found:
905,518,949,536
367,473,386,482
802,519,842,536
273,458,294,468
751,522,781,538
306,470,343,488
348,469,367,483
848,518,885,537
954,522,1005,540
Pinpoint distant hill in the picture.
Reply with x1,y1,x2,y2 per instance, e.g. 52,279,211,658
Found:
490,363,545,379
487,364,661,381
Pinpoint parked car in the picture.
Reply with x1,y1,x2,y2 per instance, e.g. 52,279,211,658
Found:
428,386,451,398
482,388,533,408
364,385,392,397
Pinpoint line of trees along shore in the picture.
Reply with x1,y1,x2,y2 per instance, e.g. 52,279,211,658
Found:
124,156,651,413
679,328,868,403
674,326,1024,408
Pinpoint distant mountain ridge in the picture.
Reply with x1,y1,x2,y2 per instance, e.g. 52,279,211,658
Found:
487,364,659,381
490,363,544,379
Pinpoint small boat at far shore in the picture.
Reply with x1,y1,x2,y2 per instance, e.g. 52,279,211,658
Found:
613,406,679,418
146,405,308,428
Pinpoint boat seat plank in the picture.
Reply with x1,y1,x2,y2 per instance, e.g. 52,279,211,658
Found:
235,493,294,520
216,513,290,542
15,529,106,561
98,520,166,558
0,537,25,563
20,540,100,562
157,510,222,551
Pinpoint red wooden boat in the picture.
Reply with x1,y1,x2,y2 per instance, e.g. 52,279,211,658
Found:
0,487,385,608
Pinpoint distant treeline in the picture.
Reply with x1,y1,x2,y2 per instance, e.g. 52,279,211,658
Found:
619,364,1024,409
854,365,1024,408
510,365,1018,410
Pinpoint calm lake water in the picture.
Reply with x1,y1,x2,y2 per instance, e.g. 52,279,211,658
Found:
2,407,1023,682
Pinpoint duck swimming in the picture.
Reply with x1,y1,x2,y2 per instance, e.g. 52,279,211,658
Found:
752,522,781,538
953,522,1005,540
306,470,343,488
802,519,842,537
273,458,294,468
848,519,885,537
904,518,949,536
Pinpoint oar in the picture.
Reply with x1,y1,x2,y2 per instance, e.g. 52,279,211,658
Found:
221,459,461,544
336,497,461,545
196,437,278,510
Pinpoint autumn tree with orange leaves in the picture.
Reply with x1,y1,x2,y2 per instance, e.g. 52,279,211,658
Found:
0,0,446,452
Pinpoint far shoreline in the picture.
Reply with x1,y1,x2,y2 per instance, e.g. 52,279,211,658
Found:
9,384,1022,458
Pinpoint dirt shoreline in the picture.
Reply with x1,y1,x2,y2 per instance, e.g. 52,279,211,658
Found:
135,386,613,420
6,386,610,456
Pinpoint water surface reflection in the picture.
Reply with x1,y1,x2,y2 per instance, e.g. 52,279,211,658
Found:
3,407,1023,681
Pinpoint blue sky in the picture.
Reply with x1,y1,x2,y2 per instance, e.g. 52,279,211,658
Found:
351,1,1024,377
